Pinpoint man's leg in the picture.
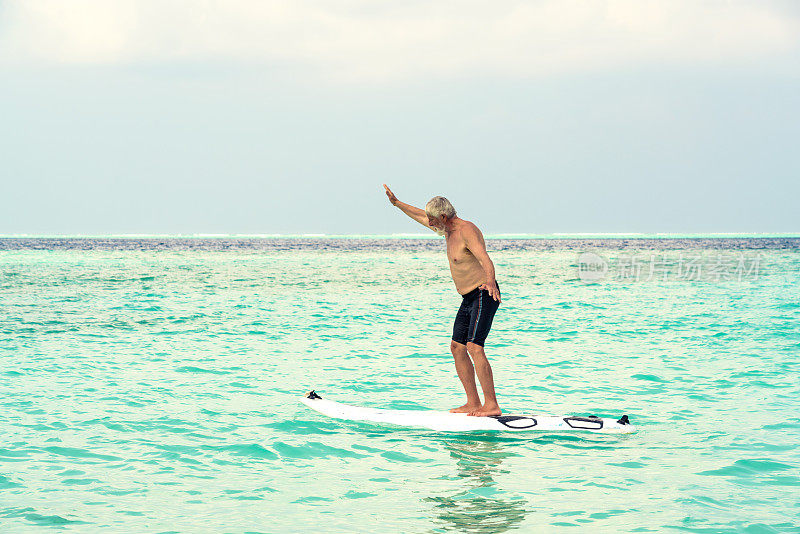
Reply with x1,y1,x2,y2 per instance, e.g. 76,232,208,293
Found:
448,340,482,413
465,342,502,416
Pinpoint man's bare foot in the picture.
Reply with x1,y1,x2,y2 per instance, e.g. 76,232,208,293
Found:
468,404,502,417
449,403,482,413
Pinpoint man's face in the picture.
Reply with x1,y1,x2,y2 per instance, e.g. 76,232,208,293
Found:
427,214,446,236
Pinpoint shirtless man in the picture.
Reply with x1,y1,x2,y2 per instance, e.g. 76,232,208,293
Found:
383,184,502,417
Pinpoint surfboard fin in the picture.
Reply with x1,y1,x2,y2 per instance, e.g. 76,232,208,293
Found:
617,415,630,425
306,390,322,400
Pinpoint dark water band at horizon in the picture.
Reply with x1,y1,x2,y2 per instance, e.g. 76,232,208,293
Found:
1,237,799,252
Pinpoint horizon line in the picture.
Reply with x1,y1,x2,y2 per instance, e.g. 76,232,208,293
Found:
1,232,800,239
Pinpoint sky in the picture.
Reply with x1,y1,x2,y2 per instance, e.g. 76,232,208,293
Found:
1,0,798,235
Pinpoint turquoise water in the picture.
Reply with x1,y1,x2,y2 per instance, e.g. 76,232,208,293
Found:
1,238,799,532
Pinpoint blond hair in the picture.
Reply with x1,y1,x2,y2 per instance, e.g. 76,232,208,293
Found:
425,196,456,219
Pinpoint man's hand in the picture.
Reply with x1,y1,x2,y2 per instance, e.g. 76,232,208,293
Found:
383,185,433,231
383,184,398,206
479,279,502,303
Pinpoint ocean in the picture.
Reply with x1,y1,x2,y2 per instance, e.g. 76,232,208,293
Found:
1,236,798,532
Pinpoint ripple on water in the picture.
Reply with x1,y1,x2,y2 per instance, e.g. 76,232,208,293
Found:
200,443,279,461
0,507,90,527
697,458,800,487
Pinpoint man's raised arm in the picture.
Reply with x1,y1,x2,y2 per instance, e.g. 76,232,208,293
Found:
383,184,434,231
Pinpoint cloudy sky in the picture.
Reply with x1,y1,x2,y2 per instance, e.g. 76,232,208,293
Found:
1,0,798,235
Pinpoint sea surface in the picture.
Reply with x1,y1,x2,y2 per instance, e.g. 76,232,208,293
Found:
1,236,799,533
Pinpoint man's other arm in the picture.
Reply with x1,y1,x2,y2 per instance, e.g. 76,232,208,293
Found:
463,224,501,302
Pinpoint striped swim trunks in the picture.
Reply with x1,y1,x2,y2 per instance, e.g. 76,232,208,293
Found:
451,282,500,347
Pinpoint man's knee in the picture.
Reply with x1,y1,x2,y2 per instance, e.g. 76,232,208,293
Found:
450,340,467,356
466,342,486,358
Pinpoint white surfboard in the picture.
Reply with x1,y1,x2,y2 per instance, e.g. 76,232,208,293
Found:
300,391,635,434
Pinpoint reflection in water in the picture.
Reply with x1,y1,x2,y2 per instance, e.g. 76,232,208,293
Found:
423,435,531,533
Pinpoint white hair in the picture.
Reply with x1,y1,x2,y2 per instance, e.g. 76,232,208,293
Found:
425,196,456,219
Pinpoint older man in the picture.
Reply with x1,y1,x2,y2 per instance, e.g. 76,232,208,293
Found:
383,184,502,417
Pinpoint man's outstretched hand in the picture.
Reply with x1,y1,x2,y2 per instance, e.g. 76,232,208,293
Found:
383,184,398,206
479,280,502,303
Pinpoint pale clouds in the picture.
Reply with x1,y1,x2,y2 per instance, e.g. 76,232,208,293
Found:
1,0,798,82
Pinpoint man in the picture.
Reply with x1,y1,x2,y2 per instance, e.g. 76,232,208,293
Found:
383,184,502,417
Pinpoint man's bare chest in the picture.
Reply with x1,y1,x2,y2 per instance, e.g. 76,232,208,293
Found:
446,236,474,266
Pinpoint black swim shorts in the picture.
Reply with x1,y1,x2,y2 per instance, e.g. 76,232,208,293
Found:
452,282,500,347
